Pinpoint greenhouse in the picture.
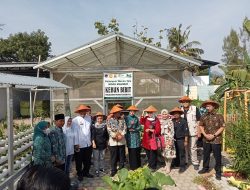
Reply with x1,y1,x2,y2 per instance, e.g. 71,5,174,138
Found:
34,32,202,115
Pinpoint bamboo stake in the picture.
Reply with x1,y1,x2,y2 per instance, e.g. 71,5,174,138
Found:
223,91,227,152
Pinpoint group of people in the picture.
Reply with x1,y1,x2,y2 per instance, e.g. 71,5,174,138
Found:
32,96,226,182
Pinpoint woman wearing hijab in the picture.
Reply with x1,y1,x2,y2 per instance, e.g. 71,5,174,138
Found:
33,121,53,167
160,109,176,174
125,105,141,170
62,116,75,176
140,105,161,171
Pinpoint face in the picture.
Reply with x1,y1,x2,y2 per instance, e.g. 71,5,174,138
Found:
162,111,168,120
147,112,153,117
97,116,103,123
55,119,65,128
173,112,181,119
129,110,135,116
114,112,121,118
182,101,190,108
67,118,72,127
79,110,86,116
206,104,215,112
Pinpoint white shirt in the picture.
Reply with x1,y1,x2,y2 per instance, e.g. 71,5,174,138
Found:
62,126,75,156
72,115,92,148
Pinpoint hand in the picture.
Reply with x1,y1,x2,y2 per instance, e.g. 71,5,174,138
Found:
129,128,135,132
74,145,80,152
184,141,188,147
92,143,96,149
142,111,145,117
149,129,155,133
55,159,64,165
206,134,215,141
51,156,56,162
167,140,173,146
145,129,150,133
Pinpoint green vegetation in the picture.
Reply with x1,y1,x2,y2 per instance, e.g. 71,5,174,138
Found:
226,117,250,180
0,29,51,62
98,166,175,190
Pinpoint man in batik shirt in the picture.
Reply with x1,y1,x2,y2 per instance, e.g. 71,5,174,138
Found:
198,100,226,180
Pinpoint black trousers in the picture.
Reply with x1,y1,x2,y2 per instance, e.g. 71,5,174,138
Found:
109,145,125,175
145,148,157,170
128,147,141,170
203,142,222,176
75,146,92,177
173,139,186,168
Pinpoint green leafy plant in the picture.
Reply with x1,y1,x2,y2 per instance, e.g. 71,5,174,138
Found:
98,166,175,190
226,117,250,180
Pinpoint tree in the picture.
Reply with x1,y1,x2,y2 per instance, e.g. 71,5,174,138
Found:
166,24,204,58
94,19,204,58
0,29,51,62
222,29,246,71
94,18,119,36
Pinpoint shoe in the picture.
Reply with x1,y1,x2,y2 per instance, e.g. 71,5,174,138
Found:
216,174,221,180
193,165,199,171
77,175,83,181
83,173,94,178
95,170,99,177
100,168,106,174
110,172,116,177
198,168,209,174
179,167,186,173
149,167,156,172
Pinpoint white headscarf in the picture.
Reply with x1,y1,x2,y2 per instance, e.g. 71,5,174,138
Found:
63,116,72,128
161,109,169,115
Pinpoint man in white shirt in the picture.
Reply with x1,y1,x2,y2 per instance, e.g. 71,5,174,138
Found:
72,105,93,181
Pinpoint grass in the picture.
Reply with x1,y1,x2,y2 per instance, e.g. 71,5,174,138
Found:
193,176,220,190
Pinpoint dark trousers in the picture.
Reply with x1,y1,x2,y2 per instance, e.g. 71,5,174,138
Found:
55,163,65,171
128,147,141,170
203,142,222,176
109,145,125,175
173,139,186,168
145,148,157,170
75,146,92,177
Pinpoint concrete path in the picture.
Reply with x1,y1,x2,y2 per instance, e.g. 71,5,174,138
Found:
70,152,237,190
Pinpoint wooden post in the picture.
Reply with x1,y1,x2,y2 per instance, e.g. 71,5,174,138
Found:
244,91,248,119
222,91,227,152
7,86,14,190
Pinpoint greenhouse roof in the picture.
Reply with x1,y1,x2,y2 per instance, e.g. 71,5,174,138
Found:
0,72,70,88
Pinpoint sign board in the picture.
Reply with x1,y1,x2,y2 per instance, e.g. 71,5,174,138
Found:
103,73,133,98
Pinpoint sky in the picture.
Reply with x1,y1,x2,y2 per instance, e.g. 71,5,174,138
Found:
1,0,249,73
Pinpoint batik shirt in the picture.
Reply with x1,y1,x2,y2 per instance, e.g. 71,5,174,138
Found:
199,112,226,144
125,115,141,148
49,126,66,164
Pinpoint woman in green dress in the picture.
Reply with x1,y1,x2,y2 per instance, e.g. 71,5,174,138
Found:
33,121,53,167
125,105,141,170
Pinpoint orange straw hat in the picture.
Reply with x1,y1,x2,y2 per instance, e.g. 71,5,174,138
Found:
75,104,91,113
127,105,139,111
179,96,192,103
201,100,220,109
115,104,123,109
95,112,105,116
144,105,157,113
169,107,184,115
110,106,123,114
